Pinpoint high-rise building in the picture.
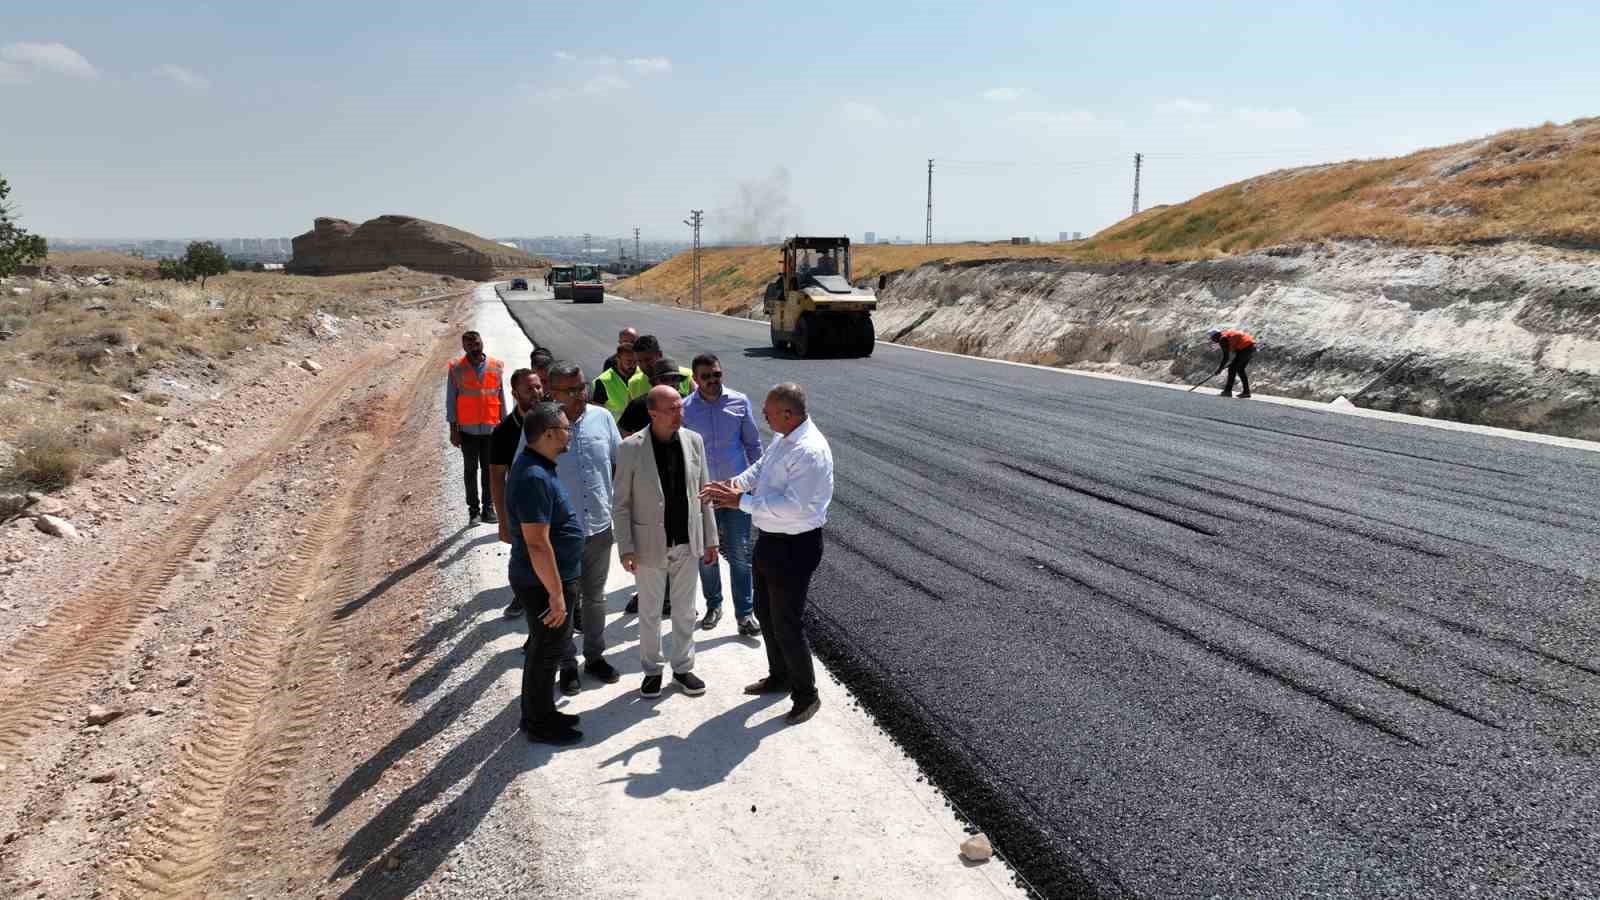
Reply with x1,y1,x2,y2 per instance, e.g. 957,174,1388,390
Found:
864,231,876,244
1059,231,1069,242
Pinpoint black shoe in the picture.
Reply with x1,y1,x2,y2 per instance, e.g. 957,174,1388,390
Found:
743,676,789,695
546,710,580,726
625,594,639,615
673,672,706,696
480,507,498,524
785,696,821,724
503,601,524,619
584,658,620,684
1236,391,1252,399
1219,391,1233,398
641,674,663,698
469,510,482,525
522,720,582,745
559,669,580,696
700,606,723,631
737,615,761,637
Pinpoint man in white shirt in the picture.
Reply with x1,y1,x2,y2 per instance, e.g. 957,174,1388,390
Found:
702,383,833,725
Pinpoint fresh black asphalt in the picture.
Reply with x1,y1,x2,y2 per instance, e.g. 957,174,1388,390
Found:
501,288,1600,899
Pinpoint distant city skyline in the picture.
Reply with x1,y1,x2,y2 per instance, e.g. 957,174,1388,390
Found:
7,2,1600,242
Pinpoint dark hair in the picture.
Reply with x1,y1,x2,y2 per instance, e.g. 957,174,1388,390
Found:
691,353,720,372
509,367,536,390
462,330,482,340
530,346,555,366
523,401,566,441
548,360,582,382
632,334,662,355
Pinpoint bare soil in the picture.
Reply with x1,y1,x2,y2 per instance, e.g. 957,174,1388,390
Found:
0,286,472,898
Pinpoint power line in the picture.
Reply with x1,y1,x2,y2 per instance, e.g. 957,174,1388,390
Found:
682,210,703,310
925,158,934,246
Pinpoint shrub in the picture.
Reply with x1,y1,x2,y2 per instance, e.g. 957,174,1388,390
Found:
12,426,83,489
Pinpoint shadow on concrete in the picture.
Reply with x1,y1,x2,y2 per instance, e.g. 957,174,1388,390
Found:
334,526,473,621
392,584,511,677
596,695,788,798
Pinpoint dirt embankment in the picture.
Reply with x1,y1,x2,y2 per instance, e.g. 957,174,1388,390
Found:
874,241,1600,438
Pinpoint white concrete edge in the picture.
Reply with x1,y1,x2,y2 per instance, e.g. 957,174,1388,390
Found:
551,283,1600,456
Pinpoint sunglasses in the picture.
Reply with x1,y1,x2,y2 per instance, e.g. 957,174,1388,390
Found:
698,371,724,381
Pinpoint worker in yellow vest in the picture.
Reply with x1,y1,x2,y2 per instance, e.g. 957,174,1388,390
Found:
627,334,694,397
591,337,646,420
447,329,506,525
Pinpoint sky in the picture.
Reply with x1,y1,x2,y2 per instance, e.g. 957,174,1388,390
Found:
4,1,1600,244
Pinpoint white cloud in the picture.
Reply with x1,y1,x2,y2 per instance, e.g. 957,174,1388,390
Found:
157,63,208,92
982,87,1022,102
625,56,671,75
1,41,98,80
1235,105,1307,129
1159,97,1211,115
1010,109,1100,129
554,50,576,61
840,100,891,128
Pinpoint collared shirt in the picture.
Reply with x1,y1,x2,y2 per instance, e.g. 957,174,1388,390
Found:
553,404,621,538
732,417,832,534
506,448,584,586
445,355,502,436
683,387,763,482
651,428,690,546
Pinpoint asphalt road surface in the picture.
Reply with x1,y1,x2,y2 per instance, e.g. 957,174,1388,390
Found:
501,287,1600,899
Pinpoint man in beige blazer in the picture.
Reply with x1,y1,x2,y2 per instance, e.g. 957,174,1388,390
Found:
614,385,719,698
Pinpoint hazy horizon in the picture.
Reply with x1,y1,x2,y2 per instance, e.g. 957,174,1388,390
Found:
6,2,1600,244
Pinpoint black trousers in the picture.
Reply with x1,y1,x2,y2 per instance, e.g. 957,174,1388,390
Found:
458,432,494,514
518,578,579,726
752,528,824,704
1224,346,1255,395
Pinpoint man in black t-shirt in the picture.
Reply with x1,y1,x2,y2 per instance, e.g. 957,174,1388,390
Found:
618,358,693,438
489,367,545,617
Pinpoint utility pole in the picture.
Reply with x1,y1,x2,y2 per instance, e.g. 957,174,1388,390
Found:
925,158,934,245
1131,153,1143,216
683,210,703,310
633,227,641,272
583,232,592,256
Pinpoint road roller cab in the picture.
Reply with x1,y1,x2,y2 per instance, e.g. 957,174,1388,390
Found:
764,236,877,358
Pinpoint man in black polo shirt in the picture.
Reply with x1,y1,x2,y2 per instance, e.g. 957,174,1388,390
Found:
508,402,586,745
488,367,542,536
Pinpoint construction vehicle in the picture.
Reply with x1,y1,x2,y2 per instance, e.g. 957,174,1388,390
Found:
549,265,575,300
572,264,604,303
763,236,876,358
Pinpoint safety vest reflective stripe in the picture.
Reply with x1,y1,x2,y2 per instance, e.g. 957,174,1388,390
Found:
450,356,504,428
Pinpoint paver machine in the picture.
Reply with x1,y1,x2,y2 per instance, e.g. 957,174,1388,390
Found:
549,265,575,300
763,236,877,358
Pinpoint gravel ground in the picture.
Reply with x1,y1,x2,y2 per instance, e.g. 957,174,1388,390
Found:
502,289,1600,899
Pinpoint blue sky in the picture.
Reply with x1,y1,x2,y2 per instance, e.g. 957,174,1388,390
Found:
3,1,1599,242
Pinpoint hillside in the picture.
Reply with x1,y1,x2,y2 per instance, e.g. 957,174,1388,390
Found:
288,215,546,280
619,116,1600,315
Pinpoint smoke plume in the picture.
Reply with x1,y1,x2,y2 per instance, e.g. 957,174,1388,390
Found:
714,167,795,245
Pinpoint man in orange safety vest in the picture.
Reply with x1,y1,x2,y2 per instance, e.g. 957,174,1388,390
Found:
1208,328,1256,399
447,330,507,524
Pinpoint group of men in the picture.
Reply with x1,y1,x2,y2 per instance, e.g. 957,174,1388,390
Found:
444,325,835,746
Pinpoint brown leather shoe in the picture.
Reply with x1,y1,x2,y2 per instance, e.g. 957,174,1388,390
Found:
743,677,790,695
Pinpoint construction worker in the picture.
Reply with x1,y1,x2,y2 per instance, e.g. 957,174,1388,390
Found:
601,327,640,377
627,335,693,396
592,336,645,420
1208,328,1256,399
814,251,838,277
447,330,506,525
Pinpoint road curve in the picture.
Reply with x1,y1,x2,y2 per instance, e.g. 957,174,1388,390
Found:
501,288,1600,899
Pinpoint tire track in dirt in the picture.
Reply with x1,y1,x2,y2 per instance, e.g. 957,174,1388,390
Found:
0,353,389,762
120,325,451,898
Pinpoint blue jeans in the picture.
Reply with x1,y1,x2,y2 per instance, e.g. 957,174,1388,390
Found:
699,507,753,618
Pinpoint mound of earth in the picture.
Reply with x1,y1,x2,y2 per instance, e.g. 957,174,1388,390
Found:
288,215,541,279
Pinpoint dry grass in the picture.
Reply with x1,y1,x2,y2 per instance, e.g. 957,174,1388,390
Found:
43,250,161,276
619,116,1600,314
0,266,462,491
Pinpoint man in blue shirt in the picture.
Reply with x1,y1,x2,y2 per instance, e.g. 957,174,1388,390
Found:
682,353,763,635
507,402,586,746
547,361,624,694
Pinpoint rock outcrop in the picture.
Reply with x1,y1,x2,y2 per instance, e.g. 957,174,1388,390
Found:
288,215,538,279
873,241,1600,440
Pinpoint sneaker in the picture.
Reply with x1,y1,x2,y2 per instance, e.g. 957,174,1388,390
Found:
480,507,498,524
503,601,524,619
640,674,663,698
737,615,761,637
624,594,639,615
673,672,706,696
469,510,482,525
699,606,723,631
559,669,580,697
785,696,821,725
522,721,582,746
584,658,620,684
743,676,789,695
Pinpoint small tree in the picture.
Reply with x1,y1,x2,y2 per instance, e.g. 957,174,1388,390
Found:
181,241,229,287
157,258,194,282
0,174,49,278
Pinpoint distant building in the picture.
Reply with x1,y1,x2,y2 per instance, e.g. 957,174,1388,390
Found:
1059,231,1069,242
864,231,876,244
1073,231,1083,240
1010,237,1032,245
